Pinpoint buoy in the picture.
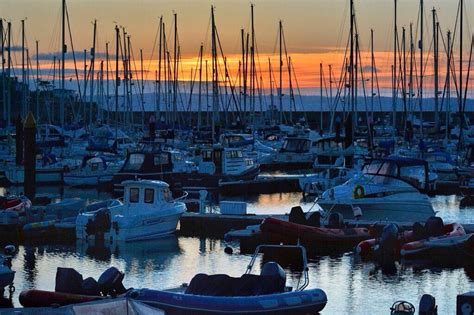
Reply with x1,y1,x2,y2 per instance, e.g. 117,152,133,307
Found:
224,247,233,255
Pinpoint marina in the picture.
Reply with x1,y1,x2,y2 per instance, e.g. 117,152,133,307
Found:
1,0,474,313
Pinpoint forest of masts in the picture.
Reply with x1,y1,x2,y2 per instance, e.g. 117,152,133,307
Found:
0,0,473,135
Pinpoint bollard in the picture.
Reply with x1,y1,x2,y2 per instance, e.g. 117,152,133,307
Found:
15,115,23,166
24,112,36,201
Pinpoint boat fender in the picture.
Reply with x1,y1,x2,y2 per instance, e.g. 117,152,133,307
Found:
419,294,437,315
224,247,233,255
352,206,363,219
353,185,364,199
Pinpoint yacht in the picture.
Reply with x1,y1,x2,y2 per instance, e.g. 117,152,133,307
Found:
64,155,124,187
317,157,436,222
76,179,187,242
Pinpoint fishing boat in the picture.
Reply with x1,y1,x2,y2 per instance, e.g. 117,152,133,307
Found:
76,179,187,242
127,244,327,314
317,157,436,222
111,142,195,194
64,155,123,187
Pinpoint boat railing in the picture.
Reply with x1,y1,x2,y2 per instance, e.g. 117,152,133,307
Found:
245,244,309,292
172,191,188,202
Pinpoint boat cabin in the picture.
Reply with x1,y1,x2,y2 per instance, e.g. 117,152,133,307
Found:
122,180,174,206
363,157,432,192
280,137,312,154
220,134,254,148
195,146,256,176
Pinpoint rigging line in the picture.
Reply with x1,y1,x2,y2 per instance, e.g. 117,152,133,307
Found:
462,35,473,114
290,59,307,121
65,3,83,119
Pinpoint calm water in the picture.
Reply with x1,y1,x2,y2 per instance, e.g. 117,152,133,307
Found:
2,189,474,314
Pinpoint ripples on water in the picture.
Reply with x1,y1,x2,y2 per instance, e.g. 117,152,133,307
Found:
3,189,474,313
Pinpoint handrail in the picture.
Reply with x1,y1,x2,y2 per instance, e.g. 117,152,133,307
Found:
172,191,188,202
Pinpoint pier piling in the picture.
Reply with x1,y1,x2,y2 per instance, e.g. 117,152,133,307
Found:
24,112,36,200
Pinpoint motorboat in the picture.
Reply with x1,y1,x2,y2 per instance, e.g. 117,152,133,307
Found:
184,145,260,190
64,155,123,187
76,179,187,242
127,244,327,314
299,167,358,196
111,141,195,194
4,153,81,185
317,157,436,222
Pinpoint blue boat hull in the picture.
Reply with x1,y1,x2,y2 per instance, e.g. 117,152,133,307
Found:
128,288,327,314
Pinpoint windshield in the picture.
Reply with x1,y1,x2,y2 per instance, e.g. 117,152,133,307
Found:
282,139,310,152
123,153,145,171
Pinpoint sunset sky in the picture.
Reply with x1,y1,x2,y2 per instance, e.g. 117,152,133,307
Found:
2,0,473,95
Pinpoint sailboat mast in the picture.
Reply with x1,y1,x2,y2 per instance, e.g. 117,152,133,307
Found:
114,25,119,138
61,0,66,127
211,6,218,142
90,20,97,125
419,0,424,137
393,0,397,132
409,23,414,117
446,30,451,140
105,42,109,122
402,27,407,126
432,8,439,131
350,0,355,130
157,16,162,121
0,20,4,121
371,29,374,117
7,22,11,125
320,63,323,130
173,13,178,127
459,0,463,131
22,19,26,117
251,4,255,126
36,40,40,121
279,20,283,125
198,43,203,131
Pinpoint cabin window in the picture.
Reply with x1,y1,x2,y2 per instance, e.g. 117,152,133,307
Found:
124,153,145,171
154,153,170,166
226,150,243,158
163,188,172,202
144,188,154,204
129,188,139,203
202,150,213,162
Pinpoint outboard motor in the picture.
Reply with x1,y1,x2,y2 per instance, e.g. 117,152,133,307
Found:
378,223,399,263
424,217,444,238
98,267,127,296
289,206,307,225
3,245,15,268
418,294,437,315
411,222,425,241
260,262,286,293
85,208,111,238
307,212,321,227
327,212,344,228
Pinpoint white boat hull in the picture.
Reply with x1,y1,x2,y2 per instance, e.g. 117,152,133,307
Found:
318,196,435,222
